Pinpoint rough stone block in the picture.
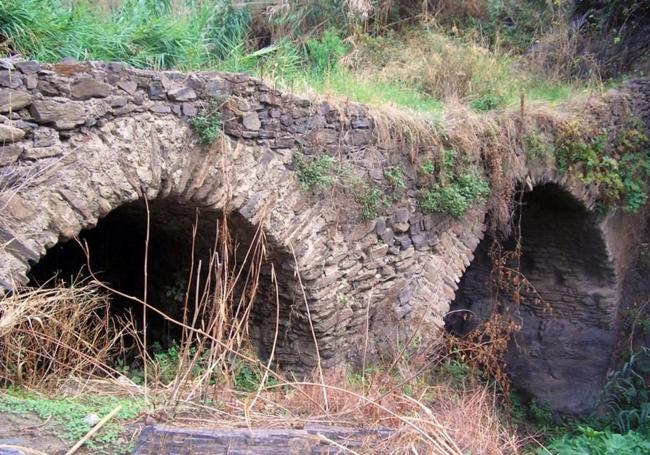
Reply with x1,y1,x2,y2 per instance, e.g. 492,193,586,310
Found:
167,86,197,102
0,124,25,143
0,89,32,113
29,99,85,130
71,78,112,99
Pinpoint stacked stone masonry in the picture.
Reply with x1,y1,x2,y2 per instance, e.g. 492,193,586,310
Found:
0,61,648,413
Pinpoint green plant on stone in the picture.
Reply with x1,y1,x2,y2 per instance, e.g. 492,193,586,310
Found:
293,152,338,192
359,186,389,220
419,167,490,218
525,130,555,165
189,102,223,145
555,119,650,213
383,165,406,194
420,159,436,175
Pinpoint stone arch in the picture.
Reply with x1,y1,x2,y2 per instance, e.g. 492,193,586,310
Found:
1,60,646,386
0,60,500,374
0,109,327,371
447,182,621,414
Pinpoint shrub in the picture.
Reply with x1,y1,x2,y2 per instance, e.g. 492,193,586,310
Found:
420,168,490,217
189,103,222,145
293,153,338,192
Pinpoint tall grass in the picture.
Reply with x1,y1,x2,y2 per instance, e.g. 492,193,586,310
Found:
0,0,241,70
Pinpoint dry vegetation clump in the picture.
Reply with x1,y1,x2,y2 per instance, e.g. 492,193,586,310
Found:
527,20,602,83
0,282,125,387
432,381,528,454
345,26,514,103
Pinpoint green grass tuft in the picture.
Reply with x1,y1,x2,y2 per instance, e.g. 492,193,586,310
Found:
0,389,143,453
189,103,223,145
293,153,338,192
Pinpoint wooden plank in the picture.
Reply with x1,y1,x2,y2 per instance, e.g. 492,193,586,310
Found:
134,424,392,454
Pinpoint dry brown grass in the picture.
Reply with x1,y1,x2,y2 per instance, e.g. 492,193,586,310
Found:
345,26,515,103
433,382,528,454
0,282,125,387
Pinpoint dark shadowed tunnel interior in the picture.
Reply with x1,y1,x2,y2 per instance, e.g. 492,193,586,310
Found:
25,198,312,371
28,200,230,348
446,183,619,415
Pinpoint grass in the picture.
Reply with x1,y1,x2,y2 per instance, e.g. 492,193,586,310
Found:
309,71,444,117
0,388,143,453
0,0,597,119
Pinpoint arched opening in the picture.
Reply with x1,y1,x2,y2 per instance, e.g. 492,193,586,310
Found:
446,183,618,414
26,198,295,367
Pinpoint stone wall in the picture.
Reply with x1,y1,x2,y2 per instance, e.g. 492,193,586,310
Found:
0,60,647,412
0,60,488,374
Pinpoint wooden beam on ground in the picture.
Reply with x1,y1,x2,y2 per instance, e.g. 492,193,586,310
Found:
133,424,392,454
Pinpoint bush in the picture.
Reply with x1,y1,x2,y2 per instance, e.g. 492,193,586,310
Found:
293,153,338,192
420,168,490,217
189,103,222,145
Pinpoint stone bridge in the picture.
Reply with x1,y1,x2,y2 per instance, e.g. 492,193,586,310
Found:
0,61,648,414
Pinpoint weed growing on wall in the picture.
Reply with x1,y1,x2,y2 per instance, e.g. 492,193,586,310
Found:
418,150,490,217
189,102,223,145
419,170,490,217
383,165,406,195
525,130,556,166
555,117,650,213
293,152,339,192
359,186,389,220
